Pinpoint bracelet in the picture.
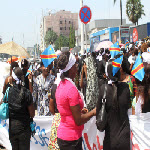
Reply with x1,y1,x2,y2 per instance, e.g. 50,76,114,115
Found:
29,79,32,83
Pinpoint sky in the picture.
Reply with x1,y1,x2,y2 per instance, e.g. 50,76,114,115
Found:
0,0,149,48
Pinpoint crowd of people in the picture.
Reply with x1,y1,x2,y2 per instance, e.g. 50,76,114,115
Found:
1,39,150,150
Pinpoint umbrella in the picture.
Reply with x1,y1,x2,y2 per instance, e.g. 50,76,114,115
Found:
71,46,81,54
0,41,30,58
119,43,125,48
7,56,18,64
96,41,113,51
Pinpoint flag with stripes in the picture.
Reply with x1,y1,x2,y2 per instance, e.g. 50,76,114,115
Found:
131,53,145,81
26,65,33,77
109,42,120,58
125,40,129,48
112,55,123,76
40,45,57,68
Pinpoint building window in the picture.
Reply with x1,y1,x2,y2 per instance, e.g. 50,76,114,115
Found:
69,21,71,24
65,27,66,30
65,20,66,24
48,28,51,31
60,21,62,24
69,27,70,30
60,27,63,30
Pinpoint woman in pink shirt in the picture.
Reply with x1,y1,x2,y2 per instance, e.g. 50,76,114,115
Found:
56,52,96,150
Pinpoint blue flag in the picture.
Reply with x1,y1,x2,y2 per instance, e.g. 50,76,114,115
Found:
26,65,33,77
125,40,129,48
109,42,120,58
135,41,138,47
131,53,145,81
40,45,57,68
112,55,123,76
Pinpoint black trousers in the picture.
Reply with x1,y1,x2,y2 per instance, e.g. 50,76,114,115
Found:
9,129,31,150
57,137,82,150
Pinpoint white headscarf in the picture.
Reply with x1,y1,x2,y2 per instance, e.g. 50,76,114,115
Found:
12,70,20,85
56,53,76,85
59,53,76,74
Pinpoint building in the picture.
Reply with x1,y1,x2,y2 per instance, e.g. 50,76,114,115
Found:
75,19,133,51
40,10,78,51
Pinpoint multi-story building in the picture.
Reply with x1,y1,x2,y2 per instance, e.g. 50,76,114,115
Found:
40,10,78,51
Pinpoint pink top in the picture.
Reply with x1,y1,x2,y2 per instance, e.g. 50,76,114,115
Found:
56,79,84,141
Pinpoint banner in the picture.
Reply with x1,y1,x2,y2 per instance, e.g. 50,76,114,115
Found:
0,114,150,150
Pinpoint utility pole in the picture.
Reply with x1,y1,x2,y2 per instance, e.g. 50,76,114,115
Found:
120,0,122,25
42,10,45,51
80,0,84,55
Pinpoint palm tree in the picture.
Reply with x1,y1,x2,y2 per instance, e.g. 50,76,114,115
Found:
126,0,145,25
114,0,123,25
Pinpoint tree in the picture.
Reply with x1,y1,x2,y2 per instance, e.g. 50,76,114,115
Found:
114,0,123,25
54,34,69,50
69,25,76,49
126,0,145,25
44,30,57,47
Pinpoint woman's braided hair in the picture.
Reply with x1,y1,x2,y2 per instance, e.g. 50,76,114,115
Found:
57,52,70,79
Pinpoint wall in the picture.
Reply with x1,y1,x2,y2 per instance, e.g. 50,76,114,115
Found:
130,24,147,41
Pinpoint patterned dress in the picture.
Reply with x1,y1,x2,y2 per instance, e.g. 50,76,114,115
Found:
84,55,99,111
48,113,61,150
33,73,55,116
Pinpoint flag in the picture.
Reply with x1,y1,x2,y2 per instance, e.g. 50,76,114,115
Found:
131,53,145,81
40,45,57,68
135,41,138,46
125,40,129,48
109,42,120,58
112,55,123,76
26,65,33,77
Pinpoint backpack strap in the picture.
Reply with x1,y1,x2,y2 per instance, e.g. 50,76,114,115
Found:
3,87,10,103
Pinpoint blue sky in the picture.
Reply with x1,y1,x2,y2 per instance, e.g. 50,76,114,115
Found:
0,0,149,48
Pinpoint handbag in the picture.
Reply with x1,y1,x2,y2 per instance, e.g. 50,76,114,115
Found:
96,84,107,132
0,87,10,120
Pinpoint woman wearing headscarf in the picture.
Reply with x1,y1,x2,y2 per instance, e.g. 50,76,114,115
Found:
96,58,130,150
56,52,96,150
8,67,35,150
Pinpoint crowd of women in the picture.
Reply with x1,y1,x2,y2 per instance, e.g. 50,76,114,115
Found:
1,39,150,150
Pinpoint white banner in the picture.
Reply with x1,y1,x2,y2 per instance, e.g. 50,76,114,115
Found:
0,114,150,150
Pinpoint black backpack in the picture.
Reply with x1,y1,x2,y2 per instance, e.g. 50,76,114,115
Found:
8,84,27,114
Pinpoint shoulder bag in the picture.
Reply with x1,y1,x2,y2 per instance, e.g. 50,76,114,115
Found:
0,87,10,120
96,84,107,132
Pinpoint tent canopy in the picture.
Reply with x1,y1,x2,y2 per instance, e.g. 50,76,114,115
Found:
0,41,30,58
